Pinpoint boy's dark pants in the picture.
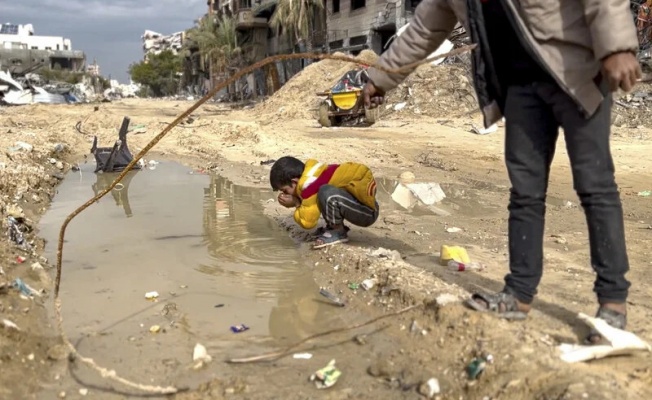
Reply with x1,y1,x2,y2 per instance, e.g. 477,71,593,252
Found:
503,81,630,305
317,185,379,228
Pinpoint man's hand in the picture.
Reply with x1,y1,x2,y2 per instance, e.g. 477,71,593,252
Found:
278,193,300,208
363,81,386,109
602,52,642,93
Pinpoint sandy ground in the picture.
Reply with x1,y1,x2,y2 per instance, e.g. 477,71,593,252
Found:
0,96,651,400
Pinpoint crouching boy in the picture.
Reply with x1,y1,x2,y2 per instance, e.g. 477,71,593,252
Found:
270,156,379,249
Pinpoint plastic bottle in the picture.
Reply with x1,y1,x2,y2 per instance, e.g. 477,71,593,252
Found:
447,260,484,272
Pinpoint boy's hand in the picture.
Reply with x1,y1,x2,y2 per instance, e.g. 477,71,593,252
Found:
363,81,385,109
278,193,300,208
602,52,642,93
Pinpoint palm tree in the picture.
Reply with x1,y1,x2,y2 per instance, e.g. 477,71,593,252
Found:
186,15,241,91
270,0,324,55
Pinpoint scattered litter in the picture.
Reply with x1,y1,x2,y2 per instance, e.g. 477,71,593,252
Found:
260,159,276,166
2,319,20,331
12,278,41,297
319,288,346,307
447,260,485,272
638,190,651,197
16,256,26,264
436,293,459,306
149,325,161,334
440,245,470,266
466,357,486,380
470,123,498,135
446,227,462,233
369,247,402,261
145,291,159,300
7,216,32,251
418,378,441,398
230,324,250,333
214,304,225,308
558,313,652,363
361,279,376,291
391,182,446,209
348,283,360,290
394,102,407,111
309,359,341,389
193,343,212,363
293,353,313,360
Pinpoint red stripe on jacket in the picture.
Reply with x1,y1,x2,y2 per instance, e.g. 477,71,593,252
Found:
300,164,339,200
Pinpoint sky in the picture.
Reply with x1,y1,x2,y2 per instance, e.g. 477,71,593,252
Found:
3,0,207,83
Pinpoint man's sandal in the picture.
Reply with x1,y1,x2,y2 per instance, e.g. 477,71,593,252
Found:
313,230,349,249
465,291,529,321
586,307,627,344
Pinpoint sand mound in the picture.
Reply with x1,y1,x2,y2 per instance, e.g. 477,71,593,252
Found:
255,50,380,120
381,63,478,120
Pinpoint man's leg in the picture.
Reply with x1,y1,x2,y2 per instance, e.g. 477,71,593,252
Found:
544,83,630,322
466,84,559,317
503,84,562,305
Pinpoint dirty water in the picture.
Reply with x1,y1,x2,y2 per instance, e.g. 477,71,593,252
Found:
36,161,343,397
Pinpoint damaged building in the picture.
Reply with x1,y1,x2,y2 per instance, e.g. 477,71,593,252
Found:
141,30,184,58
0,23,86,75
325,0,420,55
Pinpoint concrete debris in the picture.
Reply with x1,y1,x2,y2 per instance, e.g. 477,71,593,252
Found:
391,182,446,209
1,69,103,105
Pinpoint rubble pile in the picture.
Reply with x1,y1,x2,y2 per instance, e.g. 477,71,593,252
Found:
0,70,103,105
612,83,652,130
255,50,379,120
381,63,478,120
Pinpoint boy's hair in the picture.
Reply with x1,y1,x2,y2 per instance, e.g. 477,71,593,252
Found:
270,156,305,190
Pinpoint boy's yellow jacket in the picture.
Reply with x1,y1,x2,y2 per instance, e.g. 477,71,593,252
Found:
294,159,377,229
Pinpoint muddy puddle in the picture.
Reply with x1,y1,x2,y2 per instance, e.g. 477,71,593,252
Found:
37,161,343,397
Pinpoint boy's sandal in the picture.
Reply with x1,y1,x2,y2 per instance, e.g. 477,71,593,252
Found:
586,307,627,345
465,291,529,321
312,225,350,239
313,230,349,249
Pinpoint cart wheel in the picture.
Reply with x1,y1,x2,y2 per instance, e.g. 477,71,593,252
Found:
365,106,379,125
318,102,332,127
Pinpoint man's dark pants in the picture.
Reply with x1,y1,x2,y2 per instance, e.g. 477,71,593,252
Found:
502,81,630,305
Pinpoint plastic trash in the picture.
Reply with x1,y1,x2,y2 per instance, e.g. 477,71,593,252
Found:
348,283,359,290
319,288,345,307
361,279,376,291
558,313,652,363
2,319,20,330
439,245,470,266
230,324,249,333
466,357,486,380
193,343,212,363
293,353,313,360
419,378,441,398
446,227,463,233
12,278,41,297
149,325,161,333
447,260,485,272
144,291,159,300
310,359,341,389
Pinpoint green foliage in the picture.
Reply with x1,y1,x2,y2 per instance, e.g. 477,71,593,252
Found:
128,50,182,97
185,15,241,74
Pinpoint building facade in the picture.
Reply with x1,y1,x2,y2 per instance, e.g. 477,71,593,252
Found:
326,0,421,55
0,23,86,74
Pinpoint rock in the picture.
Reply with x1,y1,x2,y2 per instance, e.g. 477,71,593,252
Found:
418,378,441,398
6,204,25,219
367,359,394,378
79,388,88,396
14,141,33,152
193,343,211,363
47,344,70,361
398,171,416,185
55,161,64,170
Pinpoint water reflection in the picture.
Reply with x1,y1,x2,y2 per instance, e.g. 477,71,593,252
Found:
91,170,139,217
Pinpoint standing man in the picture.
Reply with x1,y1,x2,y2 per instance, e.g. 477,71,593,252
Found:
364,0,641,343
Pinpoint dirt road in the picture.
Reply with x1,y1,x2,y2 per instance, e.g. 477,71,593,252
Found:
0,98,650,399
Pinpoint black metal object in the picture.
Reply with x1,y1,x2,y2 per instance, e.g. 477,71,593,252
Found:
90,116,142,173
